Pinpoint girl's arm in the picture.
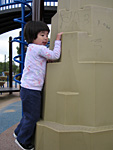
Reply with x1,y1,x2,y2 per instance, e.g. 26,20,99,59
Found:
39,32,63,60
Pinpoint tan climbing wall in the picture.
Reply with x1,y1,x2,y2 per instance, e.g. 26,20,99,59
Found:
58,0,113,11
35,0,113,149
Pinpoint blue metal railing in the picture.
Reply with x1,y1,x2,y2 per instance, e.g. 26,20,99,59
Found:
13,0,32,84
0,0,32,84
0,0,32,10
0,0,58,11
44,0,58,6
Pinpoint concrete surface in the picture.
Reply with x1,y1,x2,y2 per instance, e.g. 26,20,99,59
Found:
0,92,22,150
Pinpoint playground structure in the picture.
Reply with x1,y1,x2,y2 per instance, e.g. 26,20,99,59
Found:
1,0,113,150
35,0,113,150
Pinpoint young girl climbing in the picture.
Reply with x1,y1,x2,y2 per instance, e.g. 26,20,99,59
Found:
14,20,63,150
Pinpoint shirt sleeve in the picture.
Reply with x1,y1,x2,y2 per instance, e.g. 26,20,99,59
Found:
38,40,61,60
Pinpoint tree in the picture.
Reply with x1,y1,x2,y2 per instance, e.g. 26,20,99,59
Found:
0,61,19,75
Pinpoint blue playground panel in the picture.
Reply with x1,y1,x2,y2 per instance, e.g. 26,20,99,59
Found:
0,0,58,5
44,0,57,1
0,101,21,134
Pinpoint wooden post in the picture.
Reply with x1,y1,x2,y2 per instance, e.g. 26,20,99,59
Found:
32,0,44,21
9,36,12,94
32,0,44,118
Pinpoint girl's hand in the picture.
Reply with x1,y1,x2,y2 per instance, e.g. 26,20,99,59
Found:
47,59,54,63
56,32,63,41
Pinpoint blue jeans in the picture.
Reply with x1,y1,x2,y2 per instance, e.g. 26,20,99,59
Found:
14,87,41,145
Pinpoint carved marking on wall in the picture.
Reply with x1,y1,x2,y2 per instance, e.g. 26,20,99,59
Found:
60,11,72,23
73,11,79,26
97,20,111,30
84,14,90,24
60,10,80,30
60,10,90,31
90,38,102,48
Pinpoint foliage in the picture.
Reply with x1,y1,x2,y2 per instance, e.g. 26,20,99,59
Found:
16,46,21,54
0,61,19,74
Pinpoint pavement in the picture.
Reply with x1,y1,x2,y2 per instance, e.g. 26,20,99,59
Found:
0,92,22,150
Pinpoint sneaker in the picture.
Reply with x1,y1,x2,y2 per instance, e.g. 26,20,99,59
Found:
15,139,34,150
13,132,17,138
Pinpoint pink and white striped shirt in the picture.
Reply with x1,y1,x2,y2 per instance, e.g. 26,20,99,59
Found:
21,40,61,91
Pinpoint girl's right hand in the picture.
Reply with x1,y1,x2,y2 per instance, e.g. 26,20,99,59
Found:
56,32,63,41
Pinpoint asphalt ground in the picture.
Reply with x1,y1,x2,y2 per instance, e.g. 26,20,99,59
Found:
0,92,22,150
0,100,21,134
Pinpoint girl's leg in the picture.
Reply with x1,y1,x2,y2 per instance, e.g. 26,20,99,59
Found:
14,117,24,136
17,87,41,145
14,88,24,136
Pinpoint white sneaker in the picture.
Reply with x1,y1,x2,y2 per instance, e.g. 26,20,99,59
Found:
13,132,17,138
15,139,34,150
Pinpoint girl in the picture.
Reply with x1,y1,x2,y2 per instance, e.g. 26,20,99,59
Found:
14,21,63,150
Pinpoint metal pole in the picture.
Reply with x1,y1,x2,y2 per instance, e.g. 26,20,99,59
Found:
21,0,25,74
32,0,44,21
32,0,44,119
9,36,12,94
4,55,6,71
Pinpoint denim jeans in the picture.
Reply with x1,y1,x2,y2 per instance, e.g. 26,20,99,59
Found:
14,87,41,145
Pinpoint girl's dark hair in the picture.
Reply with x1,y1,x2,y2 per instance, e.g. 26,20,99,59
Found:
24,21,50,44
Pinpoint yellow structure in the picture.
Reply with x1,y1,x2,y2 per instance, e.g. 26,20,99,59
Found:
35,0,113,149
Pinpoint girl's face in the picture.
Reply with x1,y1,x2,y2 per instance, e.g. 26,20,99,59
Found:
33,31,49,46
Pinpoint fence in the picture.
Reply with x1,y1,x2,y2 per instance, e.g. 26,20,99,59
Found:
0,0,58,11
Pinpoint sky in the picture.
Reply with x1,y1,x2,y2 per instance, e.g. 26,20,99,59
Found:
0,25,51,64
0,28,21,63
